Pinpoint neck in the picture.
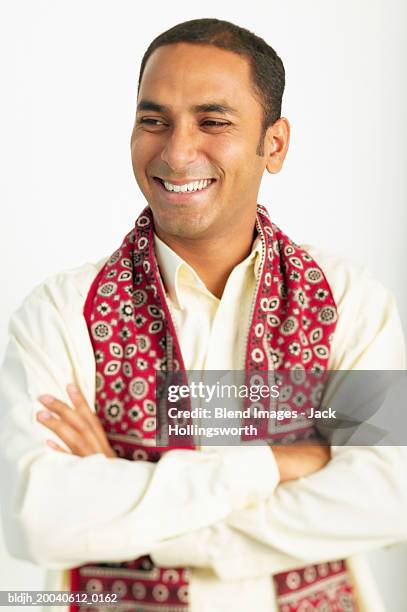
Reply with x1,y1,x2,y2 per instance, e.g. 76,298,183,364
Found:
155,219,258,299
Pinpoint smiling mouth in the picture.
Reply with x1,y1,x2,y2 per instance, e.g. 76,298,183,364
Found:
153,177,215,193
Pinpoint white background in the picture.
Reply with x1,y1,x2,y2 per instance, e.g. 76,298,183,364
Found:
0,0,406,608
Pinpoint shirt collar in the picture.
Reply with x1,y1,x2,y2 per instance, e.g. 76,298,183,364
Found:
153,233,263,310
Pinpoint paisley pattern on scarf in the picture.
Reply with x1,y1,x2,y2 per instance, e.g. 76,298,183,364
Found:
69,205,357,611
274,561,357,612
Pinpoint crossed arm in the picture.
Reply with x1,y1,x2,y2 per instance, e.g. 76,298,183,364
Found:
36,384,331,482
24,381,407,579
1,266,406,577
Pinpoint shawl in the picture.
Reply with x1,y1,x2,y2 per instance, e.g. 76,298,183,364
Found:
69,204,357,612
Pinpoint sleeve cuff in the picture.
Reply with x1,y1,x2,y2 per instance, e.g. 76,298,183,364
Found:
201,444,279,511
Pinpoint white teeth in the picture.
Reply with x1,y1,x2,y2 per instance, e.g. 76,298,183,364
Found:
162,179,212,192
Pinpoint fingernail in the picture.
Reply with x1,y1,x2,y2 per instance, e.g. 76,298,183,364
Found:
38,394,54,406
67,383,79,394
37,410,51,420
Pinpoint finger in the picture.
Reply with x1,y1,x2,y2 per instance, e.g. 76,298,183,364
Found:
38,393,104,453
46,439,70,453
66,384,105,430
66,384,114,452
36,410,96,457
38,394,90,433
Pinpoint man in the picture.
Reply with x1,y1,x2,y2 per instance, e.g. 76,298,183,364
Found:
0,17,406,612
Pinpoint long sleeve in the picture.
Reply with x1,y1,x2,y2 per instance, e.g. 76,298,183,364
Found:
150,254,407,581
0,266,279,569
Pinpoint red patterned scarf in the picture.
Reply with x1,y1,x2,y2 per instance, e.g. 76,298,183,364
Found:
70,204,358,611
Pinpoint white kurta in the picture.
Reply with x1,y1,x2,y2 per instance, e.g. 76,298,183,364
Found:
0,235,406,612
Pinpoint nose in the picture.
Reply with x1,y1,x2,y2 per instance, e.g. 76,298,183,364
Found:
160,123,199,172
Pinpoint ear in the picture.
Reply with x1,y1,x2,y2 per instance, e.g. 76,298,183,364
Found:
264,117,290,174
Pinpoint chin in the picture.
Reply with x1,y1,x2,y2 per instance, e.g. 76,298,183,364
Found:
150,202,217,237
162,219,212,239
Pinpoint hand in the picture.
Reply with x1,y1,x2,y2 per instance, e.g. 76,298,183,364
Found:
37,383,117,458
272,444,331,483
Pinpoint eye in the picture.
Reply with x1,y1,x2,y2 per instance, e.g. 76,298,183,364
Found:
140,118,163,125
201,120,230,128
138,117,167,129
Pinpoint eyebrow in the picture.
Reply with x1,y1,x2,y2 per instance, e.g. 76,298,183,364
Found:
136,99,239,116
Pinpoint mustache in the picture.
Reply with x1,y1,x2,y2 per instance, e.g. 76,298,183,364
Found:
150,166,217,181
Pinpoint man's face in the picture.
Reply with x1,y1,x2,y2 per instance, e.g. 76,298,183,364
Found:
131,43,271,240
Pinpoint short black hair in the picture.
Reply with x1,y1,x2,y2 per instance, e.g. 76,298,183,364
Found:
137,18,285,155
